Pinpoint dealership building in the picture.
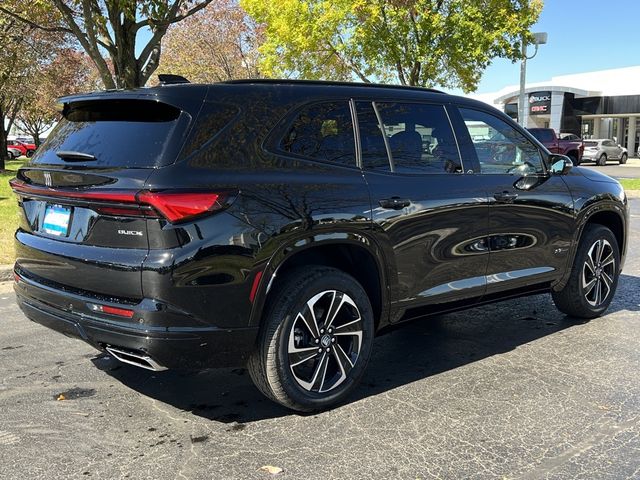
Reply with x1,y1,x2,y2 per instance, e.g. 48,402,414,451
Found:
473,65,640,155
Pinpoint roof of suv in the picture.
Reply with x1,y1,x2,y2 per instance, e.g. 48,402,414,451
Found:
60,78,448,103
58,78,509,121
220,78,446,94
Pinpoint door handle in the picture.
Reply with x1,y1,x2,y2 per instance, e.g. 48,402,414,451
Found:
493,191,518,203
379,197,411,210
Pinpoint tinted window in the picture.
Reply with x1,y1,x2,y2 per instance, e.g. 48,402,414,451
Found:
528,128,555,143
280,102,355,166
357,101,462,174
584,141,598,147
32,99,192,168
461,108,544,175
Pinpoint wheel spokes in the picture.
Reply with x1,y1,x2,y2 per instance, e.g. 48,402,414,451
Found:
288,290,363,394
582,238,616,307
601,252,615,268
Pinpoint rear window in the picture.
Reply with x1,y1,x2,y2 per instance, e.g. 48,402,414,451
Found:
32,99,192,168
584,141,599,147
528,129,555,143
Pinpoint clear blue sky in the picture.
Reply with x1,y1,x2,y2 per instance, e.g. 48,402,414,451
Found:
466,0,640,94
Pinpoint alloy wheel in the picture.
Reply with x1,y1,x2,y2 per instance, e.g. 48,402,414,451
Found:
582,238,615,307
287,290,363,393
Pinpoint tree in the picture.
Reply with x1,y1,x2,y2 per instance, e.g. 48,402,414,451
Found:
15,49,97,147
158,0,262,83
0,0,217,89
241,0,543,91
0,14,64,168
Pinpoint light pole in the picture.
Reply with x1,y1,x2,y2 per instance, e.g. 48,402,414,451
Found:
518,31,547,127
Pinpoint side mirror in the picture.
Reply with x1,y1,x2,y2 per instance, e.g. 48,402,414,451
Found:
549,154,573,175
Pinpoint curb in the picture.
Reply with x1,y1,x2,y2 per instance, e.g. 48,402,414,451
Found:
0,265,14,283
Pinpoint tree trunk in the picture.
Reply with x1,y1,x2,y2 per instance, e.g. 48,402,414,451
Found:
0,103,8,170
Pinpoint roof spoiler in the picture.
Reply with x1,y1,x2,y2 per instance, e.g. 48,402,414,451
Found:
158,74,190,85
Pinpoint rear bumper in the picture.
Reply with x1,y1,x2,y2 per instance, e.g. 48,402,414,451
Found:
13,271,258,369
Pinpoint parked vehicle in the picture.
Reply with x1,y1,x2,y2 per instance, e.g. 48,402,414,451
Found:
7,146,22,159
582,139,628,166
527,128,584,165
11,79,629,411
559,133,581,141
7,140,36,157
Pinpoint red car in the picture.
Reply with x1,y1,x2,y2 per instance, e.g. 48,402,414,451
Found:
7,140,36,157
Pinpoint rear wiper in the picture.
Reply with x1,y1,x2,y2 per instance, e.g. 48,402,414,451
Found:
56,150,97,162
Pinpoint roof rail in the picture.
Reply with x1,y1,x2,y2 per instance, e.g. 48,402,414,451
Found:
221,78,445,94
158,74,190,85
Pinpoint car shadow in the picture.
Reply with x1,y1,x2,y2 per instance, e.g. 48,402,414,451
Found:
94,274,639,424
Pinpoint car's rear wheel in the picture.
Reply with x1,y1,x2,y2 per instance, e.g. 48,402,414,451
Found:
552,225,620,319
247,266,374,412
597,153,607,166
620,153,628,164
6,150,15,159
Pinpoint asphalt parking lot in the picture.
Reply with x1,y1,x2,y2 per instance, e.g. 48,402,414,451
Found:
0,200,638,480
580,156,640,178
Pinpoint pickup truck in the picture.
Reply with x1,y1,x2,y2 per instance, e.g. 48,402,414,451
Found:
527,128,584,165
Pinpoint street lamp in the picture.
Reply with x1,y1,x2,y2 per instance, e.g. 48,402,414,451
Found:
518,31,548,127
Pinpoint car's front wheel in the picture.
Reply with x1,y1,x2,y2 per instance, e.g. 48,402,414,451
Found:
248,267,374,412
620,153,628,164
552,225,620,318
597,153,607,166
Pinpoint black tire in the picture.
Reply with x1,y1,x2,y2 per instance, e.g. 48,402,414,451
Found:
6,150,15,159
620,153,628,165
568,153,579,166
552,225,620,319
597,153,607,166
247,266,375,412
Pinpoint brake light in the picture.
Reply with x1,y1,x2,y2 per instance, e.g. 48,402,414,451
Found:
9,179,232,223
88,303,135,318
136,191,223,223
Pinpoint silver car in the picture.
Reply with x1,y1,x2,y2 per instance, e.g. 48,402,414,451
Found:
582,138,627,166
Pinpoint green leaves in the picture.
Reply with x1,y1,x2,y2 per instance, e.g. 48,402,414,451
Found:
242,0,543,91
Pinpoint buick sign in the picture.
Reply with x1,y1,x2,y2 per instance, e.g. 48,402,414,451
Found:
529,91,551,115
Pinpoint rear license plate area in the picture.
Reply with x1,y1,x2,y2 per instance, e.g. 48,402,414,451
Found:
42,204,72,236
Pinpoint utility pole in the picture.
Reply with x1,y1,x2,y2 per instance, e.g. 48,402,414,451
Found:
518,32,547,127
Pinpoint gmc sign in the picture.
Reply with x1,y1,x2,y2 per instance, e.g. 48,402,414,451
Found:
529,91,551,115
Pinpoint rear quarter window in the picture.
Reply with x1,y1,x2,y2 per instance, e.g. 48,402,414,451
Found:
276,101,356,167
32,99,192,168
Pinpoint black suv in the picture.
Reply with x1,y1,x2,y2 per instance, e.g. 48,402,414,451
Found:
11,80,629,411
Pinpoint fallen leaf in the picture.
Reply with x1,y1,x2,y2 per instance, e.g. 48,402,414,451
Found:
57,394,66,401
259,465,283,475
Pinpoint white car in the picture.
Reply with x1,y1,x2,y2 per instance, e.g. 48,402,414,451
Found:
582,138,627,166
7,146,22,159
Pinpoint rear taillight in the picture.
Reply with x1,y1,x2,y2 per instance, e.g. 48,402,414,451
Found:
136,191,223,223
9,179,233,223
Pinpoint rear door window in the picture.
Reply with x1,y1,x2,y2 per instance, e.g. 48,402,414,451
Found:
356,101,462,174
32,99,193,168
278,102,356,167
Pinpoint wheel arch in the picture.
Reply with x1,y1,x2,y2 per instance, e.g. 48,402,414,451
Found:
585,209,625,256
553,200,627,292
249,236,389,331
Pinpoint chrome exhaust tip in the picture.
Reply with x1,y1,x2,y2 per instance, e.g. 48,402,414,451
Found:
105,346,167,372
